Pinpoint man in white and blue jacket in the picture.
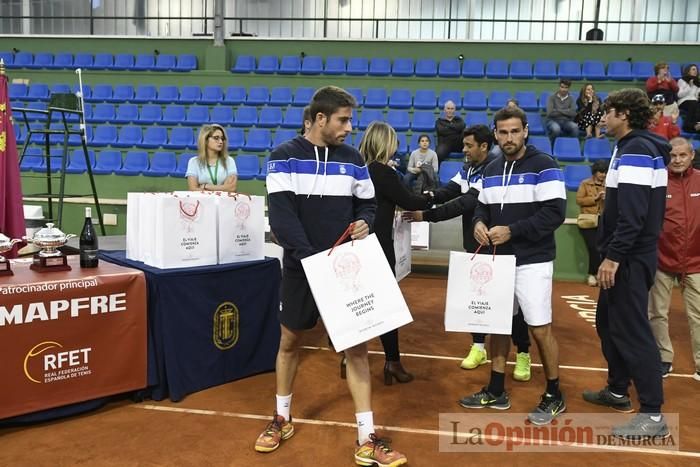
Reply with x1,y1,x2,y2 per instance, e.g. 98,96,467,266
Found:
583,88,671,440
458,106,567,426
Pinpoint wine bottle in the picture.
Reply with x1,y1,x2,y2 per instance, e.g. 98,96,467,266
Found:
79,207,99,268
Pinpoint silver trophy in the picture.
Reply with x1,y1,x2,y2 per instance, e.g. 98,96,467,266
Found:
0,232,22,276
24,223,76,272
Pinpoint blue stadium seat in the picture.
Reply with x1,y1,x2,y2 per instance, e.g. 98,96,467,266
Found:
111,53,135,70
292,87,314,107
88,84,112,103
91,103,116,123
231,55,255,73
201,85,224,105
509,60,533,79
358,109,383,130
244,129,272,151
526,113,545,135
258,107,283,128
257,155,271,180
138,105,162,124
438,58,461,78
668,62,682,78
133,54,156,71
110,84,134,103
226,128,245,150
114,125,142,148
247,86,270,106
47,123,69,145
438,90,462,109
26,84,50,101
233,106,258,127
563,164,592,191
235,154,261,180
92,150,122,174
24,102,48,121
533,60,557,79
395,132,409,154
558,60,582,80
528,135,552,155
0,51,13,67
364,88,388,108
140,126,168,149
68,124,93,146
73,53,93,69
279,55,301,74
347,88,364,106
539,92,551,111
415,58,438,77
515,91,539,111
257,55,279,74
175,54,198,72
584,138,612,161
462,90,487,110
582,60,606,80
31,52,53,69
411,111,436,132
51,53,73,69
388,89,412,109
552,137,583,162
270,87,293,106
20,148,43,172
465,111,489,127
173,153,196,177
369,58,391,76
391,58,414,77
13,123,25,145
488,91,511,110
462,59,484,78
91,126,118,147
439,161,462,186
210,106,234,126
347,57,369,76
66,149,96,174
485,59,508,79
273,129,298,148
41,148,68,173
13,52,33,68
607,61,633,81
117,150,149,175
113,104,138,124
162,105,186,125
324,56,346,75
9,83,27,100
144,152,177,177
223,86,247,105
165,127,196,150
632,61,654,80
281,107,304,129
178,85,201,104
386,110,410,131
132,85,156,103
413,89,437,109
185,106,211,126
91,53,113,70
154,54,176,71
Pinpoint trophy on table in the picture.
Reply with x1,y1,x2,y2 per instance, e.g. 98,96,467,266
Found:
0,233,22,276
24,223,76,272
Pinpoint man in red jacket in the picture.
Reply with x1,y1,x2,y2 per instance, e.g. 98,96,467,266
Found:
648,137,700,382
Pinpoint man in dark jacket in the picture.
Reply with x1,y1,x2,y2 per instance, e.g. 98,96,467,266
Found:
435,100,466,164
582,88,671,439
458,107,567,426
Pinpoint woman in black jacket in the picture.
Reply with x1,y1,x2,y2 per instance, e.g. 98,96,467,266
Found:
357,121,431,384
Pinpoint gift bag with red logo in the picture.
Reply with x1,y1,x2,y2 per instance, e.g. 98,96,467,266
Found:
217,194,265,264
301,232,413,352
444,248,515,335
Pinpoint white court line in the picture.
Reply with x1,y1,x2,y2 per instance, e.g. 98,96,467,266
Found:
300,346,697,379
134,404,700,459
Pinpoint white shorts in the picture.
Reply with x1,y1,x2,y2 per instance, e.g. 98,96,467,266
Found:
512,261,553,326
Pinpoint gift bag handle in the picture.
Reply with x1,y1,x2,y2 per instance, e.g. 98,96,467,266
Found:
470,243,497,262
328,222,355,256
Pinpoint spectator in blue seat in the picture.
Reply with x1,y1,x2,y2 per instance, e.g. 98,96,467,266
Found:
678,64,700,133
576,83,605,138
186,124,238,192
545,79,579,141
646,61,679,117
435,100,466,164
403,134,438,191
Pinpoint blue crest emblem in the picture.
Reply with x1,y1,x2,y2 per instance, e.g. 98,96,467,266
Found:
518,175,524,184
339,164,347,175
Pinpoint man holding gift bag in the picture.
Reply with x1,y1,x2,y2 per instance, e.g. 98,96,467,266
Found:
256,86,408,466
458,106,567,426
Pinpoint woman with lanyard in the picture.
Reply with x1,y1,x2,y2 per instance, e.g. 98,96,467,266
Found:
186,124,238,192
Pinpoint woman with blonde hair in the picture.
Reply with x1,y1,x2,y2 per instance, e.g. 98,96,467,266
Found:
186,124,238,192
358,121,431,384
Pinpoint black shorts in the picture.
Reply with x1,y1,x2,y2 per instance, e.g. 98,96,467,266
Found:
280,269,320,330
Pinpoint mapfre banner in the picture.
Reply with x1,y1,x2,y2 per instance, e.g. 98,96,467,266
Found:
0,257,147,419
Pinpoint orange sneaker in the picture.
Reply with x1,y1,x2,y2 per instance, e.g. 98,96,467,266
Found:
254,413,294,453
354,433,408,467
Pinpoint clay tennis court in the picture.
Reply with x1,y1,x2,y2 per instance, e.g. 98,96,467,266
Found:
1,273,698,466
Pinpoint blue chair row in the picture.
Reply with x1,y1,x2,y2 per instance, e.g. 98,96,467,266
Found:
0,51,197,71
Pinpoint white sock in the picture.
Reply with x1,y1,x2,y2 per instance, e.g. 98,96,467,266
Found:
473,342,486,351
609,390,624,398
356,411,375,444
650,414,662,422
276,394,292,420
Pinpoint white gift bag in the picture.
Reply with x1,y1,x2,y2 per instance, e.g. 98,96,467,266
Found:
393,211,412,281
137,193,160,265
301,233,413,352
444,250,516,335
410,221,430,249
218,194,265,264
126,192,141,261
149,194,218,269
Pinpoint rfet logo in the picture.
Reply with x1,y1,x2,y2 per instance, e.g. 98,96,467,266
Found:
23,341,92,384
